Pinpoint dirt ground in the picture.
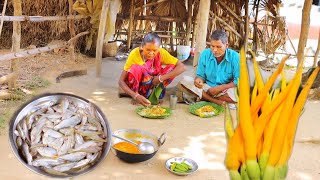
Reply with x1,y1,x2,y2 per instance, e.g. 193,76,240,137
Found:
0,52,320,180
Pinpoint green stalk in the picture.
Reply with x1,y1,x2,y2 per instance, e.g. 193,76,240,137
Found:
240,164,250,180
229,170,242,180
259,152,269,178
246,160,261,180
263,165,275,180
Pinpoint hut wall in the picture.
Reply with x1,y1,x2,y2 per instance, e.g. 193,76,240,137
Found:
0,0,91,50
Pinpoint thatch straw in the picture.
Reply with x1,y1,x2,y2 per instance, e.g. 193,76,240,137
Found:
0,0,91,50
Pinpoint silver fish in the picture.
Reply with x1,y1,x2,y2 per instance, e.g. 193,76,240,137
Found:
32,158,65,167
58,137,72,155
27,112,37,130
42,167,68,176
44,121,55,129
30,117,47,145
76,130,102,137
72,141,97,152
88,135,107,142
72,159,90,169
16,137,23,148
78,146,102,153
53,162,76,172
22,143,33,165
17,123,26,141
58,152,87,162
42,132,56,145
48,137,64,150
75,133,84,147
87,117,102,132
45,129,63,138
86,152,100,163
54,115,81,130
59,128,73,136
45,113,62,119
78,124,98,131
37,147,58,158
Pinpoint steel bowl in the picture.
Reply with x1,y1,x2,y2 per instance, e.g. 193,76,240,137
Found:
111,129,166,163
9,93,112,178
165,157,198,176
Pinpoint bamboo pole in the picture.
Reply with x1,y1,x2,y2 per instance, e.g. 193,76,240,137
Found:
244,0,249,52
255,50,319,58
210,12,242,39
191,1,199,49
185,0,193,46
170,22,174,52
0,15,87,22
117,15,186,23
0,31,89,62
134,0,169,12
252,0,260,53
287,32,297,55
218,1,243,23
68,0,76,61
313,29,320,68
297,0,313,69
193,0,210,73
10,0,22,89
0,0,8,37
127,0,135,51
95,0,110,77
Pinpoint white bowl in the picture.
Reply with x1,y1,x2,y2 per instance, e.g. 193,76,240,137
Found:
165,157,198,176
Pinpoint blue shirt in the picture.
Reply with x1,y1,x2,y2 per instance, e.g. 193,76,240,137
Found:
196,48,240,87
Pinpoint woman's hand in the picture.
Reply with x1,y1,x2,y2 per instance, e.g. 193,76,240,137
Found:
135,94,151,107
194,77,204,88
152,75,162,86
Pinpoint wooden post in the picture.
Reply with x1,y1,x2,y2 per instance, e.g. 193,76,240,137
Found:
170,22,174,52
0,15,87,22
252,0,260,53
297,0,312,69
10,0,22,89
313,29,320,68
127,0,135,50
244,0,249,52
0,0,8,37
68,0,76,61
185,0,193,46
193,0,210,73
0,31,89,62
96,0,110,77
191,7,199,49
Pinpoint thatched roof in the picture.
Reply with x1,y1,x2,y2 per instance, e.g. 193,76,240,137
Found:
0,0,284,53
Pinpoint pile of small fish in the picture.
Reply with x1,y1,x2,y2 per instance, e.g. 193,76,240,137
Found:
14,98,107,176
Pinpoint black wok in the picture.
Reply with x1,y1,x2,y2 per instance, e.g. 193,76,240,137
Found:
111,129,166,163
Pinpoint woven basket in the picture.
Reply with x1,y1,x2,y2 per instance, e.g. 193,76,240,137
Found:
103,41,118,57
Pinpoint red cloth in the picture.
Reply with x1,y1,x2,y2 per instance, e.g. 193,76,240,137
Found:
126,53,175,99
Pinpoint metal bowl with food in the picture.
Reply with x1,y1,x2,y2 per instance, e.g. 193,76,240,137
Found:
9,93,112,178
165,157,198,176
111,129,166,163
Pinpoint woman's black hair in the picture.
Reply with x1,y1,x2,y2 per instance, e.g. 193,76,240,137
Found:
142,32,161,46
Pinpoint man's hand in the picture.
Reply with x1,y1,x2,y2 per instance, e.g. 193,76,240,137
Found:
136,95,151,107
207,86,224,96
194,77,204,88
